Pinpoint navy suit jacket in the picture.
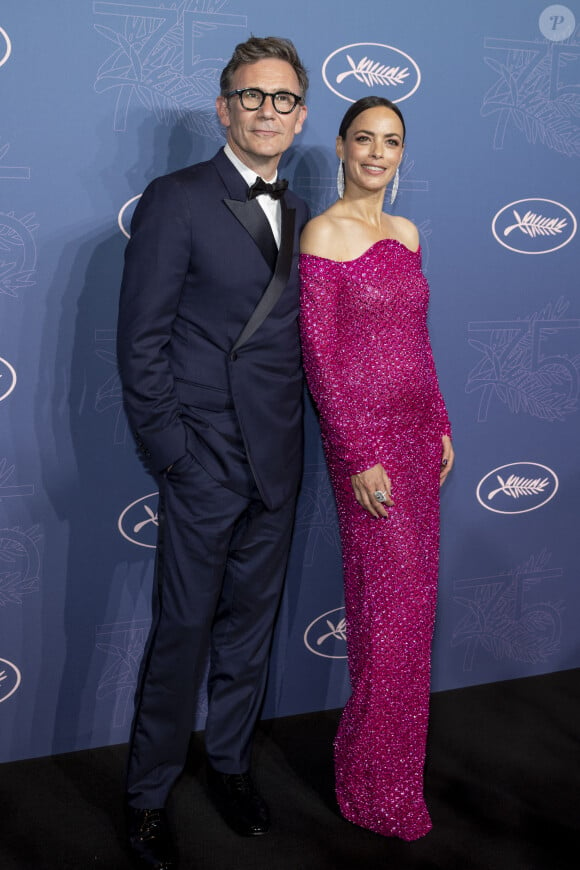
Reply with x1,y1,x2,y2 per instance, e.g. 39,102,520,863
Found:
117,148,309,510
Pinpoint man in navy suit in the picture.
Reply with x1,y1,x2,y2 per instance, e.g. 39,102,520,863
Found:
117,36,309,869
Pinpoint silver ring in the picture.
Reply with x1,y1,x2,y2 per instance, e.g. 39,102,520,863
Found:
374,490,387,503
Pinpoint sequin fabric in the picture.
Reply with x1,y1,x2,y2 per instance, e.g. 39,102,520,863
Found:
299,239,451,841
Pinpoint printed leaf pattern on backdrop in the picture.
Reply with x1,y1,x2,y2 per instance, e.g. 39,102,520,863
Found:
96,620,209,726
0,142,36,296
0,526,42,606
294,466,341,567
93,1,236,136
96,621,149,728
95,331,129,445
481,32,580,156
466,297,580,422
452,549,563,671
0,211,38,298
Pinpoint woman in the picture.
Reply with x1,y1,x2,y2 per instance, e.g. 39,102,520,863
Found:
299,96,454,841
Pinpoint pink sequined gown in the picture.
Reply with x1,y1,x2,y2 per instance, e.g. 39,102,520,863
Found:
299,239,451,841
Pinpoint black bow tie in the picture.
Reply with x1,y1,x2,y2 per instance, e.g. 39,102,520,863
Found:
247,177,288,200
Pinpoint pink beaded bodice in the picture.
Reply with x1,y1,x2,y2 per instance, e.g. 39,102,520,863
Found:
300,238,450,474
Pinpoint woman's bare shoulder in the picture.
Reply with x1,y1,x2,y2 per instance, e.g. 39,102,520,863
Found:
389,215,420,252
300,208,343,257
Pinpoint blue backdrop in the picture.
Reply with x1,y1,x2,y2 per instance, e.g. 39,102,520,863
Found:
1,0,579,762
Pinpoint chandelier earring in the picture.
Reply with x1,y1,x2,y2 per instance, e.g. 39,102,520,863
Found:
337,160,345,199
390,167,400,205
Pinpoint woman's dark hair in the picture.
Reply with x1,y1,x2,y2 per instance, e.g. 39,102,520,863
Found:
338,96,406,143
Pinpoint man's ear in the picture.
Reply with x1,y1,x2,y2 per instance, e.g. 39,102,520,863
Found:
216,95,230,128
293,103,307,135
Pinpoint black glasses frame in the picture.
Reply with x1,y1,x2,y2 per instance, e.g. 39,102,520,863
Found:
225,88,303,114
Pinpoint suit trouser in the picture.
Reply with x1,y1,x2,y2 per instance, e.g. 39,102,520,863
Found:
126,449,297,808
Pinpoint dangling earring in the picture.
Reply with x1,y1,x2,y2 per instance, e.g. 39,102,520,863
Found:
390,167,399,205
337,160,345,199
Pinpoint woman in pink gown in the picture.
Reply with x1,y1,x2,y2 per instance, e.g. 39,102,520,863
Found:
299,97,454,841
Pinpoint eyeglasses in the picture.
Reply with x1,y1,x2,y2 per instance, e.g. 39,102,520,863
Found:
225,88,303,114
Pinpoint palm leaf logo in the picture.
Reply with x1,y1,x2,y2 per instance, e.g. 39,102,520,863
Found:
336,55,409,87
317,618,347,645
133,504,158,534
487,474,549,500
504,210,567,238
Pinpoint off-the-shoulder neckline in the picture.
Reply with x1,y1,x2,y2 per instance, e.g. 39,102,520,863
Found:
299,237,420,264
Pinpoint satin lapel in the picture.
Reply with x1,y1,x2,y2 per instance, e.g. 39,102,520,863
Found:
232,199,296,352
224,198,278,273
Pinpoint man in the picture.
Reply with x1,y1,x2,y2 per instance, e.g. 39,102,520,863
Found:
117,36,309,869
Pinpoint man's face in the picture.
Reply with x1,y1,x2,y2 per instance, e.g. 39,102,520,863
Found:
216,58,307,177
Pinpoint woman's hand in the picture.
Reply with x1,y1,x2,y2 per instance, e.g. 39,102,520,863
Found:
350,463,393,518
440,435,454,485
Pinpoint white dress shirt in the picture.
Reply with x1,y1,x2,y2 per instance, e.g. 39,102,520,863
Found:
224,144,282,248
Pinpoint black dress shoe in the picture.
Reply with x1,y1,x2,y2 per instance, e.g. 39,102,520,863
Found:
206,765,270,836
127,806,177,869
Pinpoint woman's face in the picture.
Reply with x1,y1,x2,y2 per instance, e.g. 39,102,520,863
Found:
337,106,404,195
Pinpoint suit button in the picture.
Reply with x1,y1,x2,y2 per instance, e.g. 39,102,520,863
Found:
229,351,238,362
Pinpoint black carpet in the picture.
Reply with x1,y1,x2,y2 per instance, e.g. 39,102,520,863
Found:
1,669,578,869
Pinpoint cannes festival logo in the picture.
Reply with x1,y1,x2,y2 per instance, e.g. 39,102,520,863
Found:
0,658,21,703
476,462,558,514
322,43,420,103
118,493,159,548
304,606,347,660
118,195,141,239
492,199,576,254
0,27,12,68
0,357,16,402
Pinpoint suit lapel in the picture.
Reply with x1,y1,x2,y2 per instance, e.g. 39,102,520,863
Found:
211,150,297,351
231,199,296,352
224,199,278,272
213,148,278,271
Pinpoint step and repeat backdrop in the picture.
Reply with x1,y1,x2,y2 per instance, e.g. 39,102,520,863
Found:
1,1,578,762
